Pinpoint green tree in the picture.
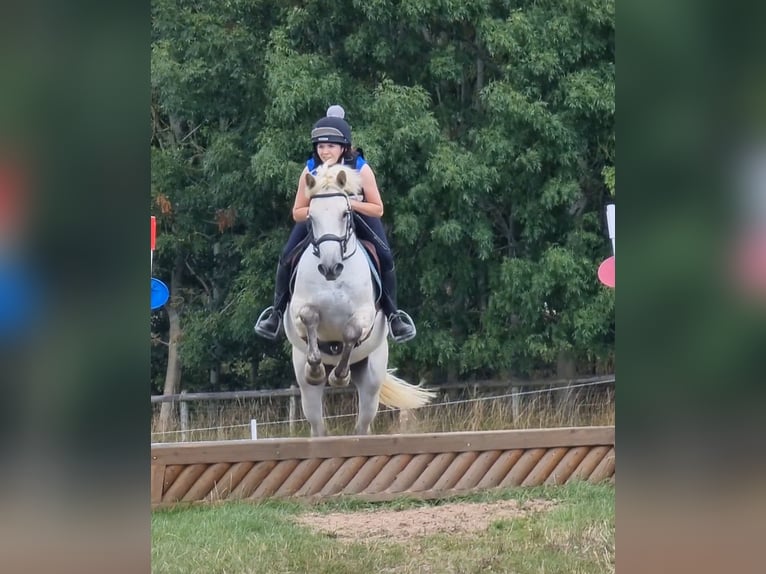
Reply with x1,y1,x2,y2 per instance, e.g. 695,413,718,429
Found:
150,0,615,396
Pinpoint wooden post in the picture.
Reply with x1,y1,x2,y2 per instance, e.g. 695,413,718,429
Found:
511,386,521,421
398,409,416,433
557,351,577,425
151,464,165,505
179,390,188,442
288,385,297,435
250,419,258,440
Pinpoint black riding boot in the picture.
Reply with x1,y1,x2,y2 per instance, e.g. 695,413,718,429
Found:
381,268,416,343
254,262,291,340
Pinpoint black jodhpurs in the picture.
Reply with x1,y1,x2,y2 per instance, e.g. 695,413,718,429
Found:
353,214,394,272
278,222,310,265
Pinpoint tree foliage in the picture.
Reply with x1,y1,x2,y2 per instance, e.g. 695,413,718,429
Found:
151,0,615,393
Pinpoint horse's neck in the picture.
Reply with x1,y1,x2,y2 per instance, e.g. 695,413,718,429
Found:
295,243,372,297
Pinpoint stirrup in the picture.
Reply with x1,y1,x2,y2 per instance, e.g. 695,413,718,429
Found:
388,310,417,343
254,306,282,340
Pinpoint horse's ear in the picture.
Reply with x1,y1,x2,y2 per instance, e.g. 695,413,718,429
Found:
305,173,316,190
336,170,347,187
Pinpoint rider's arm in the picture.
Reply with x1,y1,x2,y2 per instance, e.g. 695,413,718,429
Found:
351,164,384,218
292,167,311,222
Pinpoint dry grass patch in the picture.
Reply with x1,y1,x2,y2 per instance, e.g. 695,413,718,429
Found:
296,498,557,541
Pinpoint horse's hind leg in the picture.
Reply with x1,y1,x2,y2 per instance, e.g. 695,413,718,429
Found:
298,306,325,386
352,343,388,435
292,348,327,437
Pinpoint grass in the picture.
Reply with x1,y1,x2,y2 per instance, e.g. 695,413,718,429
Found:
152,481,614,574
151,385,614,442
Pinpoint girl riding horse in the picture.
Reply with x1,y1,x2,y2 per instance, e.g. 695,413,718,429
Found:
255,105,416,343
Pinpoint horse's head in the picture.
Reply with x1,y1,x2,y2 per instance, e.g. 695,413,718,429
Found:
304,164,362,281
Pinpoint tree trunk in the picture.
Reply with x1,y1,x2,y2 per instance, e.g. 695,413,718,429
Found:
209,241,221,392
159,253,184,433
475,55,484,99
557,349,577,424
250,359,257,386
158,306,182,433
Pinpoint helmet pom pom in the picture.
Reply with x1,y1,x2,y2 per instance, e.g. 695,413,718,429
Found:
326,105,345,119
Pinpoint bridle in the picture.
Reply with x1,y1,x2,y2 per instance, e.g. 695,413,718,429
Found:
308,192,357,260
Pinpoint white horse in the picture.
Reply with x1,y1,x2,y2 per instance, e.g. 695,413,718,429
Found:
283,163,434,436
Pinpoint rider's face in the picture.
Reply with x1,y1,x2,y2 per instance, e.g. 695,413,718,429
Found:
316,143,343,165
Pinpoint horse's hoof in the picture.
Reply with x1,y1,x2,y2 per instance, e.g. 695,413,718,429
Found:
305,375,326,386
304,365,326,386
328,371,350,387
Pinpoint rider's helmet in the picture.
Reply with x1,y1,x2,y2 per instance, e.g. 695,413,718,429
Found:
311,105,352,147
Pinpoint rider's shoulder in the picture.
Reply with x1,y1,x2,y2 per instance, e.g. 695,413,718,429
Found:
349,147,371,171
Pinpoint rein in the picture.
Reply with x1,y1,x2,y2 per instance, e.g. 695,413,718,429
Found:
308,192,357,260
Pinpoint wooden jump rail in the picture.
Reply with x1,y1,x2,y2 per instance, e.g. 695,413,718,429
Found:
151,426,615,508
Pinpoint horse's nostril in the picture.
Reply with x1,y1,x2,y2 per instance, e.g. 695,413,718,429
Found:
317,264,327,276
333,263,344,276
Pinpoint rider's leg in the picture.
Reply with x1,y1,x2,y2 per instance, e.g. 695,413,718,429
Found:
355,215,416,343
254,261,291,340
380,266,416,342
254,222,309,340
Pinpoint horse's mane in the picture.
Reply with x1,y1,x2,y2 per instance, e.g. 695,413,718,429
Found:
304,163,362,199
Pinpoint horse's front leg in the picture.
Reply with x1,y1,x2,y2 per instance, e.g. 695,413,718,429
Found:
292,348,327,437
299,306,325,386
328,318,364,387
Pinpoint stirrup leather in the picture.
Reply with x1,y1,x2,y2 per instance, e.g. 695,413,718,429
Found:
387,310,417,343
254,306,283,340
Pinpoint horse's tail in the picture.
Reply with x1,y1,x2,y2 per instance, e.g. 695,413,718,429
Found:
379,370,436,410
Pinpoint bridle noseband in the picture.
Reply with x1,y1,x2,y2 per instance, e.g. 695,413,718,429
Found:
308,192,357,260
